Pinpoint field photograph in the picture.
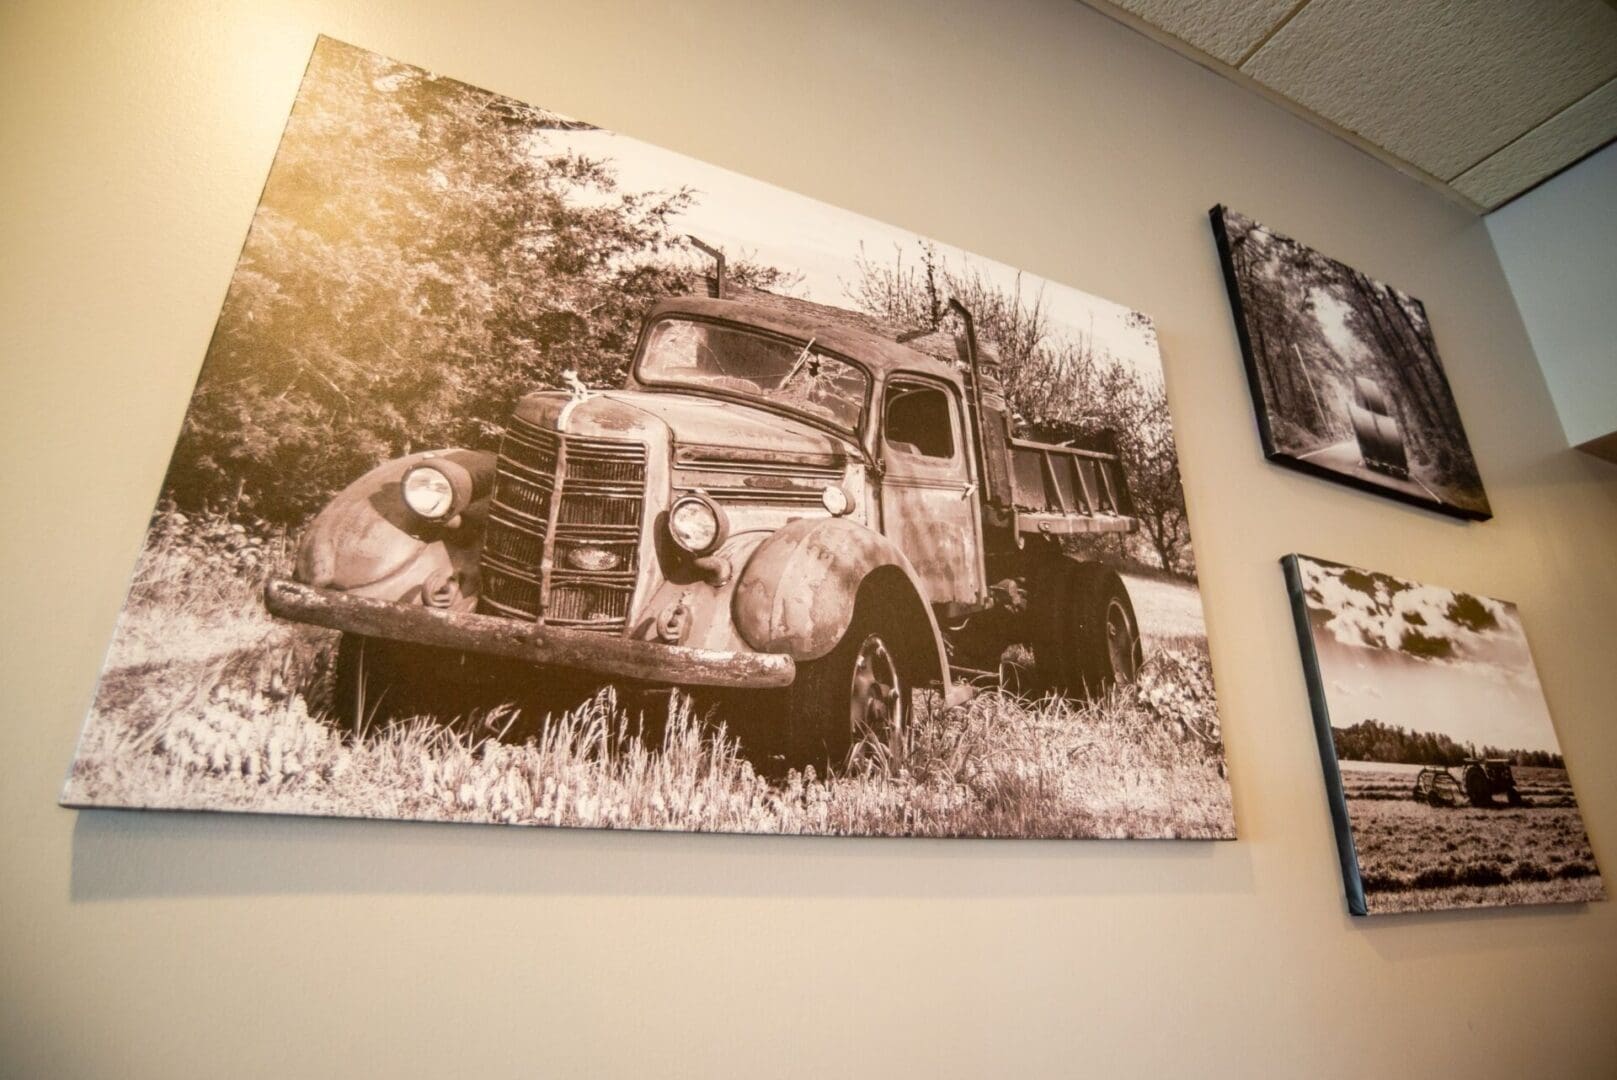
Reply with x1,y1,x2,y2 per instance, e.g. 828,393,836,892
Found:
61,37,1233,839
1213,206,1490,521
1337,762,1601,913
1286,554,1603,913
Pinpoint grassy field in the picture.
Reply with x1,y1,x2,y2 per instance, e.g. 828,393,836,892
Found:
1121,570,1208,647
1338,761,1604,913
61,521,1234,839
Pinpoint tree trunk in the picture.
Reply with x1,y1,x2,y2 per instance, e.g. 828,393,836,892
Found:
1385,291,1464,443
1350,271,1440,431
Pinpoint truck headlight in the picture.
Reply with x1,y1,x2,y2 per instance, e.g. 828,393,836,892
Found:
667,493,724,555
821,486,851,516
402,463,457,521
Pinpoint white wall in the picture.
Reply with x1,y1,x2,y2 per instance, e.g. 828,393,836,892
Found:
3,2,1615,1077
1485,142,1617,453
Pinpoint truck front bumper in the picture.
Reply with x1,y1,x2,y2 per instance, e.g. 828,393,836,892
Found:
264,578,796,690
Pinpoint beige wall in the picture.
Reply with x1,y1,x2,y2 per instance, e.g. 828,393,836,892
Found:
3,1,1615,1076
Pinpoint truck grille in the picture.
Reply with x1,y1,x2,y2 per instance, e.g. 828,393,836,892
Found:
479,417,647,633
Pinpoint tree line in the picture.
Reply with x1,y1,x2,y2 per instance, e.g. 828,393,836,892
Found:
159,38,1193,578
1333,719,1564,769
845,242,1191,576
165,39,713,524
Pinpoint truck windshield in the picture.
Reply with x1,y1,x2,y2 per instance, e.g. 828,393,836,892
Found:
636,318,868,432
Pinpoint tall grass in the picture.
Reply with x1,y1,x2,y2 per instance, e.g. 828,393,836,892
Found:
63,513,1234,839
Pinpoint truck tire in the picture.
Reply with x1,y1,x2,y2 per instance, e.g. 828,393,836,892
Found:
1032,561,1142,698
783,604,910,774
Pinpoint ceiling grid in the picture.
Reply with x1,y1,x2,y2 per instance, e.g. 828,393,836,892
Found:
1084,0,1617,211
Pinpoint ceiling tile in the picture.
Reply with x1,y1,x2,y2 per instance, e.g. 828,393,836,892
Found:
1242,0,1617,181
1453,78,1617,208
1105,0,1300,64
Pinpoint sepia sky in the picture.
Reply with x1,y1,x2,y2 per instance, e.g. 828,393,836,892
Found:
543,127,1165,383
1317,636,1561,754
1308,287,1368,367
1297,556,1564,754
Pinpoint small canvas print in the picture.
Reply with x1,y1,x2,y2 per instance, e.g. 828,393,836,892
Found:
60,37,1234,838
1283,554,1602,915
1212,206,1491,521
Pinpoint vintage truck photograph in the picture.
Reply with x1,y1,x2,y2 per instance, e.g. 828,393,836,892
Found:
61,37,1235,839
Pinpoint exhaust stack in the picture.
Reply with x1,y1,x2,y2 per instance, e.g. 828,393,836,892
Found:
688,236,726,299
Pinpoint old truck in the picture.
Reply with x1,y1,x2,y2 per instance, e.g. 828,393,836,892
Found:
265,284,1143,769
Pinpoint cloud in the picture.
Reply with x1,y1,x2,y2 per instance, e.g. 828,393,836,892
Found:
1330,680,1383,699
1297,557,1524,677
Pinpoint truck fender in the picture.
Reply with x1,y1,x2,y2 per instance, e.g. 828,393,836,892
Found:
295,449,495,609
732,517,950,687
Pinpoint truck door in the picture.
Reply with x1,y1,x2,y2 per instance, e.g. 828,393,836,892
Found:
878,377,986,610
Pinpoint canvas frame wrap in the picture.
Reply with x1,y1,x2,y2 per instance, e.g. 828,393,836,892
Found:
61,37,1234,839
1282,554,1602,915
1211,206,1491,522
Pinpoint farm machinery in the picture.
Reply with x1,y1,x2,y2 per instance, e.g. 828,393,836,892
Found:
1413,759,1524,808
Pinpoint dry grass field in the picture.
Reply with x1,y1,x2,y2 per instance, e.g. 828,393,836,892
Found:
1121,570,1208,646
61,519,1234,839
1338,761,1604,913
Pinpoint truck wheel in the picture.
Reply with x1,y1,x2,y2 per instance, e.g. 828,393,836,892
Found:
1033,562,1142,698
784,606,910,774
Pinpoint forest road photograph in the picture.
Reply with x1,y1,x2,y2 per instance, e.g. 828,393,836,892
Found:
1212,205,1491,521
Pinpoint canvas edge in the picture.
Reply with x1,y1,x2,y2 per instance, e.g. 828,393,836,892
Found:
1267,452,1491,522
59,39,1238,844
1208,204,1282,460
55,792,1237,842
1281,553,1368,916
1208,205,1493,524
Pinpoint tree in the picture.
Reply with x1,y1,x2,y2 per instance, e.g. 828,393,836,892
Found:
1129,386,1189,573
848,241,1192,575
164,39,699,523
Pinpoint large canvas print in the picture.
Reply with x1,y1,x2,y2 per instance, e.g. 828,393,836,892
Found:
62,37,1233,838
1283,554,1602,914
1212,206,1491,521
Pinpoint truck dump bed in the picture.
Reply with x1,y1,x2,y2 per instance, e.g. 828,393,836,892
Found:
1008,437,1136,537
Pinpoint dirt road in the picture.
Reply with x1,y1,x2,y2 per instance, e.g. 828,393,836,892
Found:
1295,439,1441,502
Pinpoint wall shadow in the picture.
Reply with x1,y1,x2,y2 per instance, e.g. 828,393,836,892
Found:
69,805,1253,902
1349,892,1596,962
